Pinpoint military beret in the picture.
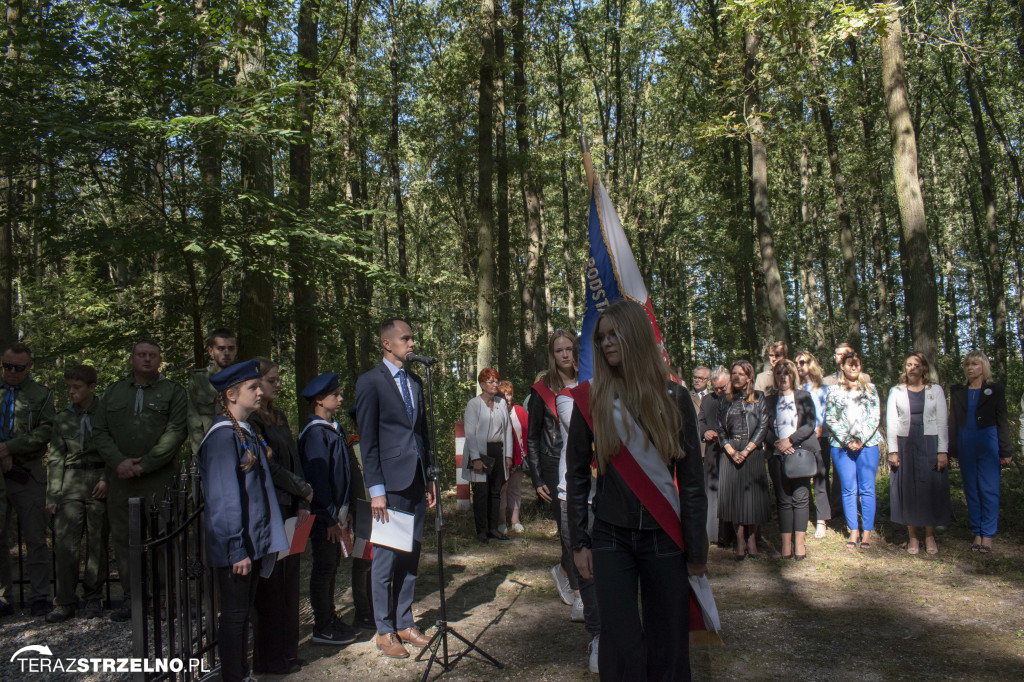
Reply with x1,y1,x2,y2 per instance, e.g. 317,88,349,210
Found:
210,359,262,392
301,372,340,400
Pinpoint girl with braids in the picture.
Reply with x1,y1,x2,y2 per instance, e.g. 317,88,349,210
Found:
566,300,707,680
197,360,287,682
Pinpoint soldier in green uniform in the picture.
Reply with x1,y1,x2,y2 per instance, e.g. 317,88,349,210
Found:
187,328,237,456
45,365,108,622
93,338,187,621
0,342,56,616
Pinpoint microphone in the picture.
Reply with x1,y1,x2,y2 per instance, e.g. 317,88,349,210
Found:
405,352,437,366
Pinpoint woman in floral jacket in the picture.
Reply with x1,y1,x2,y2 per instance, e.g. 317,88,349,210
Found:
824,351,883,550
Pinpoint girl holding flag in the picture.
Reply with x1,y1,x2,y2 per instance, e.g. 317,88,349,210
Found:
566,300,708,680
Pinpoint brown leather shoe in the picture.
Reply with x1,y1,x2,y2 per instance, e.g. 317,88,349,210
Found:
375,633,409,659
397,626,431,647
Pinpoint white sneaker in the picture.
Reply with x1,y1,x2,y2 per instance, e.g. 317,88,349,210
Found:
511,522,525,533
570,595,584,622
497,524,508,535
551,565,574,605
587,635,599,674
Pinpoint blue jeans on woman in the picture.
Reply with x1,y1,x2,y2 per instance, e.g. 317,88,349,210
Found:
831,445,880,532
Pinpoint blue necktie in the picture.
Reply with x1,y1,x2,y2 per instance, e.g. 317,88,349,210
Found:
1,385,18,440
397,369,415,423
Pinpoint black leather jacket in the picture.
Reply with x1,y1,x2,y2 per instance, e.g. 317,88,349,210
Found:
250,410,313,517
566,383,708,565
526,383,562,488
716,391,769,451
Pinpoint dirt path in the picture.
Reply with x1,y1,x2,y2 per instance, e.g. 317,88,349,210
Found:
281,479,1024,682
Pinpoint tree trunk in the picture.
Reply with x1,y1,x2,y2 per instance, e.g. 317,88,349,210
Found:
963,55,1007,378
816,101,860,349
388,0,408,312
881,4,939,371
799,142,825,351
512,0,542,373
0,0,22,342
235,5,275,360
743,30,789,346
552,19,576,328
494,4,511,371
476,0,496,372
290,0,319,392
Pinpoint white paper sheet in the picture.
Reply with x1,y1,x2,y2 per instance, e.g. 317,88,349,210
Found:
370,508,416,552
688,575,721,632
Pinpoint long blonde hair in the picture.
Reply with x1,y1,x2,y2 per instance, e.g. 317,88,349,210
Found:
591,300,681,472
545,329,579,393
726,360,757,403
218,391,257,472
795,351,824,389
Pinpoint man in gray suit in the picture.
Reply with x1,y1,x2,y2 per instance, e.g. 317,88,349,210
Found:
354,318,436,659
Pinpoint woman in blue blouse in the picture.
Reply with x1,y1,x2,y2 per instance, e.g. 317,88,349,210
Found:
948,350,1014,554
198,360,288,682
824,352,882,550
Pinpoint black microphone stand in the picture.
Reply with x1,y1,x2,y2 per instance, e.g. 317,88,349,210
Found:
413,358,503,680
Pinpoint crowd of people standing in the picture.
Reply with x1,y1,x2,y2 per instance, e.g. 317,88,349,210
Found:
2,315,1021,681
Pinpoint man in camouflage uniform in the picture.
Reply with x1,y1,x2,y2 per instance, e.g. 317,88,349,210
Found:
187,328,237,456
0,342,56,616
45,364,108,622
93,338,187,621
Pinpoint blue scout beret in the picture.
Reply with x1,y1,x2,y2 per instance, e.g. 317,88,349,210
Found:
301,372,340,400
210,359,262,392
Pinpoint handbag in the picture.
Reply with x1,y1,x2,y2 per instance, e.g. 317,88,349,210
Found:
783,447,817,478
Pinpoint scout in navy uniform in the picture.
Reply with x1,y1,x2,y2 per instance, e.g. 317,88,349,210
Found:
198,359,288,682
44,365,109,622
298,372,359,646
0,341,56,616
187,328,237,456
92,338,187,621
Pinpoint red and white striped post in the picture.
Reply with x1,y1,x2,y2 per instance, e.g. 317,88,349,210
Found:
454,421,471,510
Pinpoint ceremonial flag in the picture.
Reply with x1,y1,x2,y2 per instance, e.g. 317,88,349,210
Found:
578,152,673,382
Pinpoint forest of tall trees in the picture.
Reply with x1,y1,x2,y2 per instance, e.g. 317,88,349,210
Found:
2,0,1023,448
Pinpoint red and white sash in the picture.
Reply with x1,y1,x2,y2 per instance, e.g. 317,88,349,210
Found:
509,404,527,465
532,380,560,426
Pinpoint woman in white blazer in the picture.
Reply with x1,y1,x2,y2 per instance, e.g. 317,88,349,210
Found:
463,368,513,543
886,352,951,555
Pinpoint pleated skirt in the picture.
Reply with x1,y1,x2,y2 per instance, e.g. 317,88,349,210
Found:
718,446,772,525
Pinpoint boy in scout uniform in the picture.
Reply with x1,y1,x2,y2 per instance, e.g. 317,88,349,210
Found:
0,342,55,616
45,365,108,622
93,338,187,621
187,328,237,456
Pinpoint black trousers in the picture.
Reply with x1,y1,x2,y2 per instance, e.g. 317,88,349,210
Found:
472,442,505,535
253,553,301,673
537,454,578,590
820,435,842,520
309,538,342,629
591,518,691,681
352,556,374,621
215,557,264,682
767,456,811,534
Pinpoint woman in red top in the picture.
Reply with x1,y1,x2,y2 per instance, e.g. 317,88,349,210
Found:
498,381,528,534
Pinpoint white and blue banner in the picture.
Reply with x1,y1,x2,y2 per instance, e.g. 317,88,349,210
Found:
578,159,673,382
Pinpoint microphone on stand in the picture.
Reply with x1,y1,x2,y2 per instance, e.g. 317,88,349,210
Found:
405,352,438,367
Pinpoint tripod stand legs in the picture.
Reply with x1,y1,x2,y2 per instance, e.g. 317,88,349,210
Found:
416,621,504,681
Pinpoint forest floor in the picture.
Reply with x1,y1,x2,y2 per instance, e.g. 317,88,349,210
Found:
2,467,1023,681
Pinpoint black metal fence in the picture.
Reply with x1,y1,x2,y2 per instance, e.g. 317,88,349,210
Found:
126,470,218,682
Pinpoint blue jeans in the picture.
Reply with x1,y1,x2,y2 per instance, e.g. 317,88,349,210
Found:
831,445,880,532
591,518,691,681
958,428,1001,537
